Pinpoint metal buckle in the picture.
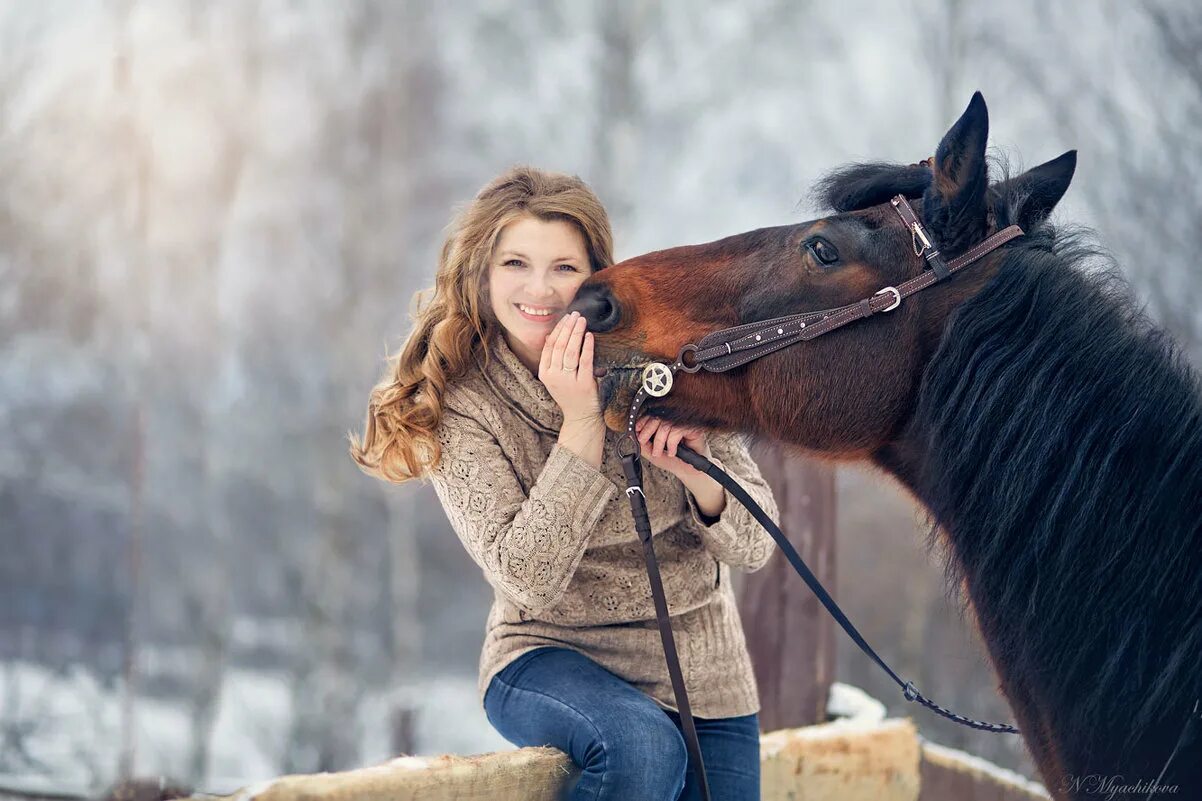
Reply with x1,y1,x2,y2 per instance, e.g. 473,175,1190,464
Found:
874,286,902,312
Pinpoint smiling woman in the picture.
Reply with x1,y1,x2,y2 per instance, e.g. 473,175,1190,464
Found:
350,165,780,801
488,215,592,374
348,165,613,482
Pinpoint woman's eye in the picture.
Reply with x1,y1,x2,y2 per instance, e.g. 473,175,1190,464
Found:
805,238,840,266
502,259,578,272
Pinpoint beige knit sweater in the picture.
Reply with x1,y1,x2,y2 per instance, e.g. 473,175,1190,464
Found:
426,332,781,718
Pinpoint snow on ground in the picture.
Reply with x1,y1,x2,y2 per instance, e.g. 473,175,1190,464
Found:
0,660,511,795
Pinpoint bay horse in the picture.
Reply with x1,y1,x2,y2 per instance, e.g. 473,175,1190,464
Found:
569,93,1202,799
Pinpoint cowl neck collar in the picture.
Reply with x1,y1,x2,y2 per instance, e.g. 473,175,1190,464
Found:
474,331,564,435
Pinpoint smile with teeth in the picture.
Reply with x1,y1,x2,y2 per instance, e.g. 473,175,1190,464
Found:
516,303,558,320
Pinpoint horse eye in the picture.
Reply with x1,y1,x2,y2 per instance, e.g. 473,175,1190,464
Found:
805,237,840,266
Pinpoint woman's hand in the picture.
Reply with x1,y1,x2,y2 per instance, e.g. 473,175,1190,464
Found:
634,415,712,478
636,416,726,519
539,311,602,426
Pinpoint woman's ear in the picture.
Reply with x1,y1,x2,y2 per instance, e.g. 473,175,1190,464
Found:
922,91,990,255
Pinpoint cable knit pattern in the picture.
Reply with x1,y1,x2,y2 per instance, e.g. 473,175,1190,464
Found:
426,332,781,718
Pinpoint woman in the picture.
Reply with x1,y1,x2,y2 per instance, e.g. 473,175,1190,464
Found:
351,166,780,800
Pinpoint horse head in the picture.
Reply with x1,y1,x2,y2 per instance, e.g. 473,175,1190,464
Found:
572,92,1075,463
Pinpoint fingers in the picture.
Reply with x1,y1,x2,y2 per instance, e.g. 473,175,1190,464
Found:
540,313,571,377
676,425,703,447
666,427,686,458
634,416,707,465
550,312,578,372
636,417,682,453
562,314,586,372
636,416,661,444
580,329,594,381
635,417,674,460
652,420,672,459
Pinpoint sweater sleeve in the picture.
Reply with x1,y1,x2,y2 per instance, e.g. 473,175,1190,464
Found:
683,431,779,572
427,408,619,613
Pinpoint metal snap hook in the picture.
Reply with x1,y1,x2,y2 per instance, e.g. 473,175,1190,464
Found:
911,222,933,257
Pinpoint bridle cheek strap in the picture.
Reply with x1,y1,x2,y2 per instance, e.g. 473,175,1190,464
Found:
680,196,1023,374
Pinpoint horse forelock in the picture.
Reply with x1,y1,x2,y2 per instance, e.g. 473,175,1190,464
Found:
811,162,933,214
812,154,1043,229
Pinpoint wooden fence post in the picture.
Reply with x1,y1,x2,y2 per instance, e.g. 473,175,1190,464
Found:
737,442,836,731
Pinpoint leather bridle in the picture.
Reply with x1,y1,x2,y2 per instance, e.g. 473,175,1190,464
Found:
617,194,1024,407
614,194,1024,800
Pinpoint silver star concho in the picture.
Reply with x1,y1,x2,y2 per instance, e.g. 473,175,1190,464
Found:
641,362,674,397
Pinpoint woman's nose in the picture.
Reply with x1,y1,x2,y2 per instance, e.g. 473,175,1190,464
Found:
527,272,554,298
568,284,621,333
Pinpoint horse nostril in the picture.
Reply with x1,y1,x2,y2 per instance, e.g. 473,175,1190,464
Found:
569,284,622,333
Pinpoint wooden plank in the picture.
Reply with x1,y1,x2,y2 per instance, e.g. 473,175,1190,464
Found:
919,741,1050,801
761,719,920,801
198,718,922,801
737,442,837,731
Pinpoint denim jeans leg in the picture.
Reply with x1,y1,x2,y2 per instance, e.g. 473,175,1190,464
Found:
667,710,761,801
483,647,690,800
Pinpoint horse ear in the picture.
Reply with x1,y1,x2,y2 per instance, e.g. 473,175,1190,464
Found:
922,91,990,254
993,150,1077,232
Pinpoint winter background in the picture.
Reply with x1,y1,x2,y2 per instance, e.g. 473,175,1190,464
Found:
1,0,1199,795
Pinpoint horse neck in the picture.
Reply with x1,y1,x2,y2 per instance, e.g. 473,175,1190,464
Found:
872,251,1202,760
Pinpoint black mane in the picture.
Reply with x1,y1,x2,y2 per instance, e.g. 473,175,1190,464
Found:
811,161,932,213
911,213,1202,762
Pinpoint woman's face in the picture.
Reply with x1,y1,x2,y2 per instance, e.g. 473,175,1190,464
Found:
488,214,593,368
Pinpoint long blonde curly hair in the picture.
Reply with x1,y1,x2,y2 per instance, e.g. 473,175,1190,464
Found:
349,166,615,483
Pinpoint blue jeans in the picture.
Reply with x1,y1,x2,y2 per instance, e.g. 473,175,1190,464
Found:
483,646,760,800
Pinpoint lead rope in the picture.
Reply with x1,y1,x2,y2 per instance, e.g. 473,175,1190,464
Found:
618,368,1018,740
673,434,1020,733
618,383,711,801
616,389,1012,801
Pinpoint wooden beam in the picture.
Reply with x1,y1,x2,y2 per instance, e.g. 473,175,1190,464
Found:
737,442,837,731
201,718,923,801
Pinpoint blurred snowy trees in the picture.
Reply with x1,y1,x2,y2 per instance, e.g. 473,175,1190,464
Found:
0,0,1197,792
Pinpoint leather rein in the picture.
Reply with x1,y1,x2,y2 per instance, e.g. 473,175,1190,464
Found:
614,194,1023,800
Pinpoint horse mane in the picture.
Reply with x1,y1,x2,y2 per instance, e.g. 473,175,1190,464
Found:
907,189,1202,756
811,161,932,213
